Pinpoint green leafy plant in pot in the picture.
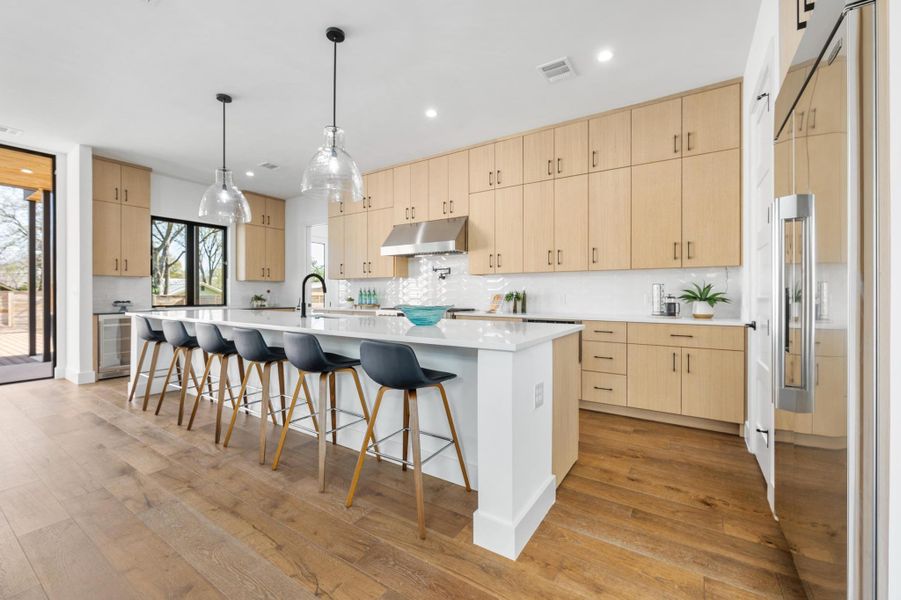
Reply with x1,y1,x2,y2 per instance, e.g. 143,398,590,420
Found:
504,291,523,314
678,282,730,320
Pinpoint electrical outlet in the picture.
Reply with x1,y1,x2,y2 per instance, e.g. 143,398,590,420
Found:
534,382,544,409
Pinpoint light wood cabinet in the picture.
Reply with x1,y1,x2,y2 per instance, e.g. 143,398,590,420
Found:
244,192,285,228
266,197,285,229
552,333,581,485
522,181,555,273
447,150,469,216
236,224,267,281
631,97,682,165
245,193,267,225
803,133,847,264
582,372,626,406
345,175,367,215
428,155,448,219
468,190,495,275
494,186,523,274
682,84,740,156
393,164,410,225
393,161,429,224
266,229,285,281
582,321,627,343
469,143,496,193
366,208,396,278
589,111,631,172
682,149,741,267
92,201,122,276
366,169,395,211
327,195,345,217
121,205,150,276
680,348,744,423
806,58,847,136
628,344,682,414
327,217,344,279
582,340,627,375
553,121,588,177
627,323,745,351
495,137,523,189
631,159,682,269
120,166,151,208
343,212,368,279
93,159,122,204
588,168,630,270
93,158,152,208
553,175,588,271
523,129,555,184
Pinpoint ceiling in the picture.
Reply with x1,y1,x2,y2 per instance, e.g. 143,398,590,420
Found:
0,0,761,199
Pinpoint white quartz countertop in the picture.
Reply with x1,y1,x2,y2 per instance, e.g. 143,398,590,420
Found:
128,308,583,352
458,310,748,327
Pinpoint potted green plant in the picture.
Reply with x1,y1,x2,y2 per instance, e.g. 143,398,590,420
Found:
504,291,523,314
678,282,730,320
250,293,267,309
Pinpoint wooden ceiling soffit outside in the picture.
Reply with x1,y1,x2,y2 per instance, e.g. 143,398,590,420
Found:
0,146,53,200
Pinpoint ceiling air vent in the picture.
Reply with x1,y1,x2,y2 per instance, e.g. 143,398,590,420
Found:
258,161,280,171
0,124,24,136
537,57,576,83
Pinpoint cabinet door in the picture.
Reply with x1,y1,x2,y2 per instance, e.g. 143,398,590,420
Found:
92,201,121,275
589,111,631,172
343,212,368,279
494,137,523,189
627,344,682,414
494,186,523,274
807,58,847,136
245,193,268,227
522,181,555,273
369,169,394,211
266,228,285,281
346,175,367,215
588,167,631,270
447,150,469,216
93,158,121,204
120,205,150,276
552,333,580,484
468,191,496,275
409,161,429,223
682,149,740,267
327,194,345,218
631,97,682,165
804,133,846,264
631,159,682,269
237,223,267,281
812,356,847,437
327,216,345,279
367,208,395,278
266,197,285,229
554,121,588,177
469,143,495,193
681,348,744,423
554,175,588,271
428,155,449,218
682,84,740,156
523,129,555,184
121,166,151,208
393,164,411,224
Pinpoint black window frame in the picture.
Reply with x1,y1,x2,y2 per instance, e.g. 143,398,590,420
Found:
150,216,228,308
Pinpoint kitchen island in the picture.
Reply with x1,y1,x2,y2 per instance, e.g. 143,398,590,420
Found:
128,308,582,559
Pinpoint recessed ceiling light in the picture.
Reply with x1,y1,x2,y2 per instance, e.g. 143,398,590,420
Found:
596,49,614,63
424,108,438,119
20,168,33,174
245,171,255,177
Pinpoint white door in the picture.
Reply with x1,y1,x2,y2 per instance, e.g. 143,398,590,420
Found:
747,55,776,509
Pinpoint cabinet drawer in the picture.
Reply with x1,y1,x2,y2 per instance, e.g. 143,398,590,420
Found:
582,320,627,343
627,323,744,351
582,372,626,406
582,341,627,374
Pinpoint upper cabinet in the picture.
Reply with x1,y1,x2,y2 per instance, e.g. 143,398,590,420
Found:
394,161,429,225
244,192,285,229
682,149,741,267
631,97,682,165
553,122,588,178
631,159,683,269
93,157,150,208
589,111,630,172
429,150,469,219
347,169,393,214
468,187,523,275
523,129,555,184
588,167,631,270
92,157,151,277
682,83,741,156
469,137,522,193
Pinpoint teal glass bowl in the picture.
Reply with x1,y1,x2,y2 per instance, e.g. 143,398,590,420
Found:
396,305,452,326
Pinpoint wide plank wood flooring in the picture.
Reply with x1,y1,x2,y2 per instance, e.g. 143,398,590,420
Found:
0,378,804,599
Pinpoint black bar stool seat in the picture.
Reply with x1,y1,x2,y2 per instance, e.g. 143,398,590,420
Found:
155,320,206,425
128,316,176,411
273,332,379,483
346,340,470,539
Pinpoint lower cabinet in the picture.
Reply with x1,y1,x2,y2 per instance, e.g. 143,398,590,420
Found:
236,224,285,281
552,333,580,486
627,344,683,414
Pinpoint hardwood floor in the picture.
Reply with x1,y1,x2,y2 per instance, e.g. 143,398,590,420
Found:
0,378,804,599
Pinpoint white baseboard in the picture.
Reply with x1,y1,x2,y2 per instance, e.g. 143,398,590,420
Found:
472,474,556,560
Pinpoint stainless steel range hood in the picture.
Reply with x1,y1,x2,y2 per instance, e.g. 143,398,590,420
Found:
380,216,467,256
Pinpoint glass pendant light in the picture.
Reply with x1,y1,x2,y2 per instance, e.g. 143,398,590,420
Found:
300,27,364,204
199,93,252,224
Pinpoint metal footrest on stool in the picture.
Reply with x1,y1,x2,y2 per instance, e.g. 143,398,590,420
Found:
366,427,454,467
288,405,366,437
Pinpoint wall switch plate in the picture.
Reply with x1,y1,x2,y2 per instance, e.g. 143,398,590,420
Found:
534,382,544,409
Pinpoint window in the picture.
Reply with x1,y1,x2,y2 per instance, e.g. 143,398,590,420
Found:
151,217,226,307
309,224,327,309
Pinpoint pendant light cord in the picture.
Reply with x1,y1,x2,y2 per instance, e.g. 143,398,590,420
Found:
331,40,337,129
222,99,227,170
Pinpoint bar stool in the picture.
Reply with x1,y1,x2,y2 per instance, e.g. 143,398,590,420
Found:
186,323,250,443
275,332,380,486
155,320,205,425
223,328,289,465
346,340,470,539
128,316,174,411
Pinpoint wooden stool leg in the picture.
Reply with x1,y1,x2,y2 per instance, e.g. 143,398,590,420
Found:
187,353,215,431
300,374,318,433
345,386,386,507
142,342,162,411
318,372,328,492
272,378,302,471
214,355,230,444
202,351,214,401
408,389,427,539
128,340,149,403
237,355,249,413
435,383,471,491
277,361,286,425
156,347,181,415
223,363,254,448
259,362,272,465
402,390,410,472
177,348,194,426
329,372,338,445
256,363,278,426
345,367,380,462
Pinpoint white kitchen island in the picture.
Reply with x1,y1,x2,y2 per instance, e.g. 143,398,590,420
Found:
128,308,582,559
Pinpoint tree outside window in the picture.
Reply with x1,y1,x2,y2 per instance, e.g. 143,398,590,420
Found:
151,217,226,307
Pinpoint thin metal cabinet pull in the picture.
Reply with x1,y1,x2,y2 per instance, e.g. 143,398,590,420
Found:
592,150,597,168
443,201,447,214
496,170,502,185
489,254,494,269
124,188,128,202
673,134,678,153
557,249,562,265
557,158,562,174
405,207,409,220
594,355,613,360
686,353,691,374
411,206,416,219
809,108,817,129
547,250,552,265
547,159,552,176
592,247,598,263
114,258,118,271
673,242,679,260
489,171,494,186
497,253,502,268
124,259,128,271
686,132,692,152
449,200,454,213
594,386,613,392
115,187,118,201
672,352,676,372
797,111,805,132
687,241,693,259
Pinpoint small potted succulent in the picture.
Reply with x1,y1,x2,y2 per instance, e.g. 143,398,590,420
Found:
678,282,730,320
250,293,267,309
